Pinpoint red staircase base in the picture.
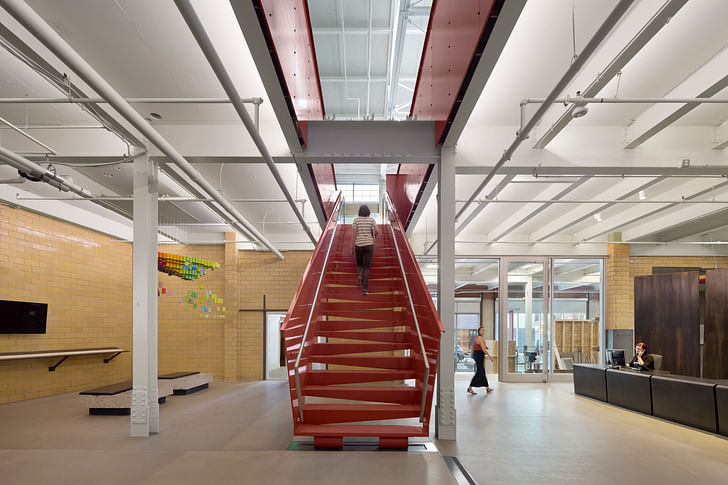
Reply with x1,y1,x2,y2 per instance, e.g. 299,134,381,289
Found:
379,437,409,449
314,436,343,448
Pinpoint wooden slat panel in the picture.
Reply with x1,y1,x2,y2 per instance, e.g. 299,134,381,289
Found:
634,272,700,376
704,269,728,379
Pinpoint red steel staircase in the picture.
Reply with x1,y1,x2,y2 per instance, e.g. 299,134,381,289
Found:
281,193,443,448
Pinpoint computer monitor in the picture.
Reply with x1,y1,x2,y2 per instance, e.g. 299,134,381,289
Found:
606,349,625,366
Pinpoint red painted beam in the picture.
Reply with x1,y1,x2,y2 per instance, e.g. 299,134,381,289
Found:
410,0,501,145
309,163,338,219
386,164,434,230
255,0,325,147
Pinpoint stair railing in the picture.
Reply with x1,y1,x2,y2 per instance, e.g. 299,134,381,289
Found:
292,192,343,423
383,192,430,422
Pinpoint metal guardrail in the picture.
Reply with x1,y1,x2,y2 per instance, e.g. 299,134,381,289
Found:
383,193,430,422
293,194,343,423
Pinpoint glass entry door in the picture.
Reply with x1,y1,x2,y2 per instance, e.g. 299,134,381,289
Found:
498,258,548,382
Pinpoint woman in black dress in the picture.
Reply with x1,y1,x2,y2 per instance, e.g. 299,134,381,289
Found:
467,327,494,395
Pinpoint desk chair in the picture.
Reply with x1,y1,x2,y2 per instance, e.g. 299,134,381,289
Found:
652,354,663,371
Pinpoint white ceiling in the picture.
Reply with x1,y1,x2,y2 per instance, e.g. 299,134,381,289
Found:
0,0,727,257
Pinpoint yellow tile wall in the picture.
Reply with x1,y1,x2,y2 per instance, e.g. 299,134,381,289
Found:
157,244,226,380
0,206,232,404
606,243,728,330
237,250,311,380
0,205,132,404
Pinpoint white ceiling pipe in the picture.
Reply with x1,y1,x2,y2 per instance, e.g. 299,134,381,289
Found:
0,97,264,104
15,196,309,203
0,145,92,197
0,0,284,260
455,199,728,204
454,240,728,245
174,0,317,246
454,0,636,223
522,97,728,105
0,115,56,154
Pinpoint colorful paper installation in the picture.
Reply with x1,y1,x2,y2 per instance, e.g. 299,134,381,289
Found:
157,252,220,280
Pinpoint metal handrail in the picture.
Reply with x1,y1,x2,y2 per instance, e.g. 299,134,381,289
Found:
383,193,429,422
293,194,343,423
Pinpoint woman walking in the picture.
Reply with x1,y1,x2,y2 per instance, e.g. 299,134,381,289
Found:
351,204,379,295
467,327,494,395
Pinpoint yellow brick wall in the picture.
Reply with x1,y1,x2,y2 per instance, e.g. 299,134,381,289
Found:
157,244,226,380
0,205,132,404
606,243,728,330
0,206,235,403
237,250,311,380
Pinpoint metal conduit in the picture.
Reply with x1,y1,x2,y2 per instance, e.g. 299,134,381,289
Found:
174,0,317,246
0,97,264,104
0,145,92,197
453,0,636,222
522,96,728,105
0,0,285,260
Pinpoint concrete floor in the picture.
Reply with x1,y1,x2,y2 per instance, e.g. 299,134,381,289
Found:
1,375,727,484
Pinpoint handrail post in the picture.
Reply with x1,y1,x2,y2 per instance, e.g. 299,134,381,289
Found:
384,193,430,422
293,194,343,423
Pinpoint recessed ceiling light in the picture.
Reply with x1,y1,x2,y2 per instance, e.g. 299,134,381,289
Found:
594,213,602,222
638,190,646,200
148,112,162,120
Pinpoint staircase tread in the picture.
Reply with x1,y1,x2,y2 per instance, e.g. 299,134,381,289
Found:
302,403,419,410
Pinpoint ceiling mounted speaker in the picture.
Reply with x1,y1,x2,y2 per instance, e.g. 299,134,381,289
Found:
572,105,589,118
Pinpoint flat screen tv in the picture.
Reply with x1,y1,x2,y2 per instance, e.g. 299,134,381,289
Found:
0,300,48,334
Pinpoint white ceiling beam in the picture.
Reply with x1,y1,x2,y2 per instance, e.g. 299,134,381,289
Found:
454,0,637,219
0,22,143,147
455,174,515,236
489,176,590,242
531,177,666,241
0,0,284,258
622,205,728,243
625,46,728,148
455,165,728,177
580,180,728,241
533,0,689,149
714,121,728,150
176,0,318,245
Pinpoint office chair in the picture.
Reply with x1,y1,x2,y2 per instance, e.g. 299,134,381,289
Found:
652,354,663,371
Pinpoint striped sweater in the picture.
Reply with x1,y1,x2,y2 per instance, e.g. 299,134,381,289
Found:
352,217,376,247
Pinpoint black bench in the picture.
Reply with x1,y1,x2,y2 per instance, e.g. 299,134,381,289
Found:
79,380,173,415
159,371,212,395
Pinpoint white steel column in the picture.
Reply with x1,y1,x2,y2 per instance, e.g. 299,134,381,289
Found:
525,276,533,350
131,145,159,437
436,147,456,440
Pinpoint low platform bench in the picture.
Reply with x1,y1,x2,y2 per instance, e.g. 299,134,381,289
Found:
0,347,127,371
79,380,173,415
159,371,212,395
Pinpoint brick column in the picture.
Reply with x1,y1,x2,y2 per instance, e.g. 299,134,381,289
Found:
606,235,631,330
224,232,240,381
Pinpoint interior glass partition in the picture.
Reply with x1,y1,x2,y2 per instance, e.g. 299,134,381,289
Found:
499,258,548,382
550,259,604,375
417,258,499,376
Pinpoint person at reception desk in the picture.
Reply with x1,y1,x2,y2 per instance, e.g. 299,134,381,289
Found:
626,342,654,370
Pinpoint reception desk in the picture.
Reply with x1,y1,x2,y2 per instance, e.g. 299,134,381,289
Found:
573,364,728,436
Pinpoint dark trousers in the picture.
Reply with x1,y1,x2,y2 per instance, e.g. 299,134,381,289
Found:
469,350,489,388
355,244,374,289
